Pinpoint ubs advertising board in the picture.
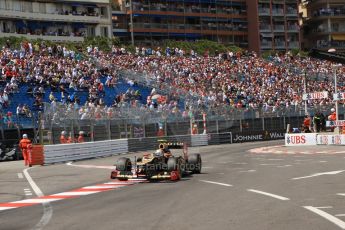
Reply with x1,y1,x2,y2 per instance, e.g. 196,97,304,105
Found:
285,133,317,146
231,130,285,143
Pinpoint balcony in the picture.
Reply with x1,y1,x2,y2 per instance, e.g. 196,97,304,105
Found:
272,9,284,16
286,9,298,16
258,8,270,15
0,9,108,24
260,25,272,31
130,23,247,35
287,25,299,32
131,2,246,16
0,32,84,42
312,8,345,18
288,41,299,48
275,41,286,49
274,25,285,31
261,41,273,49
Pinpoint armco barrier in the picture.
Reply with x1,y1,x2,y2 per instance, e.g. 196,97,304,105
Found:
285,133,317,146
43,139,128,164
208,133,232,145
191,134,208,147
41,131,286,164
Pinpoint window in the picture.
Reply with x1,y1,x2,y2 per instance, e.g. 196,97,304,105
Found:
101,27,108,37
39,3,46,13
100,7,108,17
5,0,12,10
0,1,5,10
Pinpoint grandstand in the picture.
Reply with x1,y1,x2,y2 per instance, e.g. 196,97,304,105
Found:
0,40,344,134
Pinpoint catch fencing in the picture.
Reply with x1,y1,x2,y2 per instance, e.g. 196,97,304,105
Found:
37,100,345,145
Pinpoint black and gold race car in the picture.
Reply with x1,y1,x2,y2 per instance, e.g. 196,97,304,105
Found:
110,141,202,181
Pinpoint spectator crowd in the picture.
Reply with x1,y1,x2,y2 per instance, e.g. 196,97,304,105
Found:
0,40,344,127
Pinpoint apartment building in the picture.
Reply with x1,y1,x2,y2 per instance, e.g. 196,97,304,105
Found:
303,0,345,51
247,0,301,53
113,0,301,52
113,0,249,47
0,0,112,43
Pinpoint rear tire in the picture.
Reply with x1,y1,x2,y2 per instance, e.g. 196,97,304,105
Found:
167,157,178,172
188,154,202,174
116,157,132,172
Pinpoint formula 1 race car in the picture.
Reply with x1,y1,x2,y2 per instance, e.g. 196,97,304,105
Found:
110,141,202,181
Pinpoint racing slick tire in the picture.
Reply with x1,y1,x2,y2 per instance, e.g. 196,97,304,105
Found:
116,157,132,172
167,157,178,172
188,154,202,174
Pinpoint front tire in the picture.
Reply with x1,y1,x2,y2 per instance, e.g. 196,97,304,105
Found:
116,157,132,172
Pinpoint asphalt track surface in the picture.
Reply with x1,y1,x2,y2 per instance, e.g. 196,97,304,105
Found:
1,140,345,230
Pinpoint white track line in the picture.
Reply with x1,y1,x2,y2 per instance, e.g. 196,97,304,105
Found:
337,193,345,197
277,165,292,168
17,173,23,179
239,170,256,173
292,170,345,180
199,180,233,187
304,206,345,229
23,167,53,230
247,189,290,201
336,214,345,217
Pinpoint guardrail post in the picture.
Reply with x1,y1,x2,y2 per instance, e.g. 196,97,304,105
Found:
0,123,5,140
143,122,146,138
164,120,167,136
107,120,111,140
90,122,94,142
240,118,243,132
71,119,75,143
38,112,43,144
262,117,265,131
216,119,219,134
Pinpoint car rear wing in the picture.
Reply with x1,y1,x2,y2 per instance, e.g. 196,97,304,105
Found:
158,140,188,159
158,142,185,150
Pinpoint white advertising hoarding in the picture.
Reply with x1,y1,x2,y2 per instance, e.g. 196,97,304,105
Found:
285,133,317,146
302,91,328,100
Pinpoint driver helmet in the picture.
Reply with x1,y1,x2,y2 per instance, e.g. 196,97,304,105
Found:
331,108,335,112
154,149,163,157
61,131,67,136
22,134,28,139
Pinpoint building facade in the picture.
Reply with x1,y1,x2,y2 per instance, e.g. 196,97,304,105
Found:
113,0,301,52
113,0,248,47
303,0,345,51
0,0,112,43
247,0,301,53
